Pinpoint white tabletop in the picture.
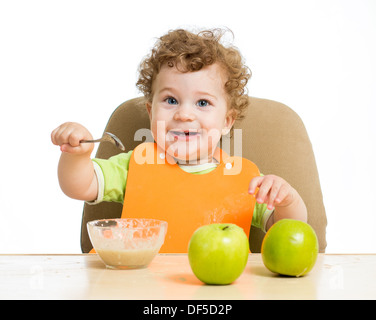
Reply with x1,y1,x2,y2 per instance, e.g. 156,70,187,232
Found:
1,253,375,300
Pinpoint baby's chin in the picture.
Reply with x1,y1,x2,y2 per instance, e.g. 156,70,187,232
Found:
155,141,208,164
168,148,213,165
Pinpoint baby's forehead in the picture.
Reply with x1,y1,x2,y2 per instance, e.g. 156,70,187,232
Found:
152,63,228,97
154,63,228,86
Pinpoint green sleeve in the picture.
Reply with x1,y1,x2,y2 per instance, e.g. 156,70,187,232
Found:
252,202,271,231
92,151,133,203
251,173,274,232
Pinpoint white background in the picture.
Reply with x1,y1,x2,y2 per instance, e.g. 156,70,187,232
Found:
0,0,375,253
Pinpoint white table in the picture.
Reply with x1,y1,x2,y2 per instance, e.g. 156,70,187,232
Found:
0,253,375,300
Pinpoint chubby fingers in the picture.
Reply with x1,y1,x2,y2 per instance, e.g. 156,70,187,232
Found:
51,122,93,155
249,175,285,210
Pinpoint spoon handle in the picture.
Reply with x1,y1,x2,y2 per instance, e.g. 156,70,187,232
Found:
80,138,102,143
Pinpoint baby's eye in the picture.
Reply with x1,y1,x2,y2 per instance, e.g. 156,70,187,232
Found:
197,100,209,107
166,97,178,105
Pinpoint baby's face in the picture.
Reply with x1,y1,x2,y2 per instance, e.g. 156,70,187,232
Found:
147,63,235,164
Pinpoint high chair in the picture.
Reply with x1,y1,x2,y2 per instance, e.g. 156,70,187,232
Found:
80,96,327,253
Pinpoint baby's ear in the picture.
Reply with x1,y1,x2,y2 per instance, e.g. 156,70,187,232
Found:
146,101,152,119
222,109,236,135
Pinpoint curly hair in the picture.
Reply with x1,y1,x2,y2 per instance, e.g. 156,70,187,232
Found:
136,28,251,120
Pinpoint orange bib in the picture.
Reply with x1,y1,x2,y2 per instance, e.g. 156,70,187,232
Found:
120,142,260,253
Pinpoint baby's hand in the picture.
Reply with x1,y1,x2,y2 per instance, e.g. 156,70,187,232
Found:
51,122,94,155
248,175,295,210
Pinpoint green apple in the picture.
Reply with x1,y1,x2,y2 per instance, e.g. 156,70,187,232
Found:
188,223,249,285
261,219,319,277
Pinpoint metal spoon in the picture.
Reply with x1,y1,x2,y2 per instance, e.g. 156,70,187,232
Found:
80,132,125,151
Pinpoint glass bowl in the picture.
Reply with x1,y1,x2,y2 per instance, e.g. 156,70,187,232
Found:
87,218,168,269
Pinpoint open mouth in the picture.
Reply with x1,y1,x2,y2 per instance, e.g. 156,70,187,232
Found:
169,130,200,140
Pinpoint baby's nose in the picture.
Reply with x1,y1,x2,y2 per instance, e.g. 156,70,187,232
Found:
173,104,196,121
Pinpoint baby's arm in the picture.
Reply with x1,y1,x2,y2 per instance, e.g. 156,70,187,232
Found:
51,122,98,201
249,175,307,231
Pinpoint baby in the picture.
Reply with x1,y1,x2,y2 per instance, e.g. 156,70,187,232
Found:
51,29,307,251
